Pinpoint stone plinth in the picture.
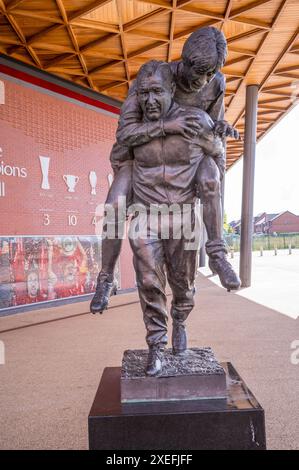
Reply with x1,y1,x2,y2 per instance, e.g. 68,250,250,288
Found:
88,362,266,450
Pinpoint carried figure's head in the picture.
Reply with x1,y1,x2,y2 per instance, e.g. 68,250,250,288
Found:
181,26,227,92
136,60,175,121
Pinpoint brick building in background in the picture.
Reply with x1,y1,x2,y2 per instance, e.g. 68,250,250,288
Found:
230,211,299,235
254,213,279,234
264,211,299,234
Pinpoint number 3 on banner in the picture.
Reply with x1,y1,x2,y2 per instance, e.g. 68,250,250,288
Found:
43,214,50,226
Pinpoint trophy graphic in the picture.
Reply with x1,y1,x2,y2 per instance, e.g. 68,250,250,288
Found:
63,175,79,193
39,156,50,190
89,171,97,195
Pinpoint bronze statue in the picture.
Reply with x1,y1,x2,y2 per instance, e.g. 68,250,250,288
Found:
128,60,228,375
90,26,240,318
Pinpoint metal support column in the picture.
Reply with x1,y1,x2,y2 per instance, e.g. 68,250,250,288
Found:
221,170,225,233
239,85,259,287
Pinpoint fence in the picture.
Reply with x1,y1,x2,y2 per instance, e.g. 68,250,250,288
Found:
224,233,299,253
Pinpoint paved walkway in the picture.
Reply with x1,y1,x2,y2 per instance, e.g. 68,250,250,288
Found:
0,273,298,450
200,249,299,319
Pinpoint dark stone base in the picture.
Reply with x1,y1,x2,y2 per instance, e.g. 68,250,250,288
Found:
88,362,266,450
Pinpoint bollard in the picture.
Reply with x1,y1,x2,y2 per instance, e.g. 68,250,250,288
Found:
0,80,5,105
289,244,292,255
260,246,263,257
0,340,4,365
230,248,234,259
274,245,277,256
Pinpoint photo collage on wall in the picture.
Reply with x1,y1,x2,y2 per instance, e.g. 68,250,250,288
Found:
0,75,124,311
0,236,119,310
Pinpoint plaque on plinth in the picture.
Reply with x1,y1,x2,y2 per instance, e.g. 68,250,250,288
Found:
121,347,227,403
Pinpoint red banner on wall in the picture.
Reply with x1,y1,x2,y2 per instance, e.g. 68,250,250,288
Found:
0,74,136,310
0,77,118,236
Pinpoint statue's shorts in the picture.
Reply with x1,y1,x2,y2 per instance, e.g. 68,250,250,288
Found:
128,204,201,347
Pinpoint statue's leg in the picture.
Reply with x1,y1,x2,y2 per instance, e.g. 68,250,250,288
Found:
90,164,132,313
130,228,168,376
164,207,198,354
197,156,240,291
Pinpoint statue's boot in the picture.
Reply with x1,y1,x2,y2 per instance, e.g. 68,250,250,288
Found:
146,346,164,376
208,257,217,275
90,272,117,314
206,239,240,292
172,321,187,355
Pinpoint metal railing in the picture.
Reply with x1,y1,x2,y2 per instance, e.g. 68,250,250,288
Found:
224,232,299,253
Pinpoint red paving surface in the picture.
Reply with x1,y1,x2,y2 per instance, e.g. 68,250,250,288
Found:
0,273,298,450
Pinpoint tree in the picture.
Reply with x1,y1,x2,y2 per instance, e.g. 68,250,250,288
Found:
223,213,233,234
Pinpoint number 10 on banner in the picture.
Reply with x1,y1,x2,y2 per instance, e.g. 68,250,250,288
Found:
68,214,77,226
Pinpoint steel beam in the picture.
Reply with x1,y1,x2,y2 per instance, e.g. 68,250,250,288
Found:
239,85,259,287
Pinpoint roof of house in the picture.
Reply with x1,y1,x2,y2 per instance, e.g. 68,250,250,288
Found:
255,216,266,225
269,210,299,222
230,219,241,228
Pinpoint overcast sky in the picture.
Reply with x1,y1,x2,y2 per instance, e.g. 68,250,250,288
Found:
224,104,299,222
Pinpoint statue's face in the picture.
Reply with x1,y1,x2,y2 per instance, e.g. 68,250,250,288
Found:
137,71,174,121
182,52,219,91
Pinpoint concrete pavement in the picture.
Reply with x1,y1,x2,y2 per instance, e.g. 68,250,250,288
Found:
0,273,298,449
200,249,299,319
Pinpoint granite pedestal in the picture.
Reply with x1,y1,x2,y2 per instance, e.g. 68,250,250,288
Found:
88,362,266,450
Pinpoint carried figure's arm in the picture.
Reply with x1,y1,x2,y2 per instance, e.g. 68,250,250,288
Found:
116,83,201,147
191,111,224,158
208,76,240,140
198,132,224,158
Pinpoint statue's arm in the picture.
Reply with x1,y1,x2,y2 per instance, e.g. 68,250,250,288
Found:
116,81,201,146
209,91,240,140
208,90,225,122
198,133,224,158
193,111,224,158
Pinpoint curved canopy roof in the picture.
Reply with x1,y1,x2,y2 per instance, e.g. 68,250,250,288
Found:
0,0,299,168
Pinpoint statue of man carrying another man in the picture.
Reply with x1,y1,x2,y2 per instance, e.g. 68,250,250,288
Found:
91,27,240,326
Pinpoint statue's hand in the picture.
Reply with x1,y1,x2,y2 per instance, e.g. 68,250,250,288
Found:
164,114,204,139
214,120,240,140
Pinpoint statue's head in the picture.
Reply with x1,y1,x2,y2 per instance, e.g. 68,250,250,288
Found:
181,26,227,92
136,60,175,121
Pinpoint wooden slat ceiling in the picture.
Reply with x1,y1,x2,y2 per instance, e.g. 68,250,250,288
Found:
0,0,299,168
